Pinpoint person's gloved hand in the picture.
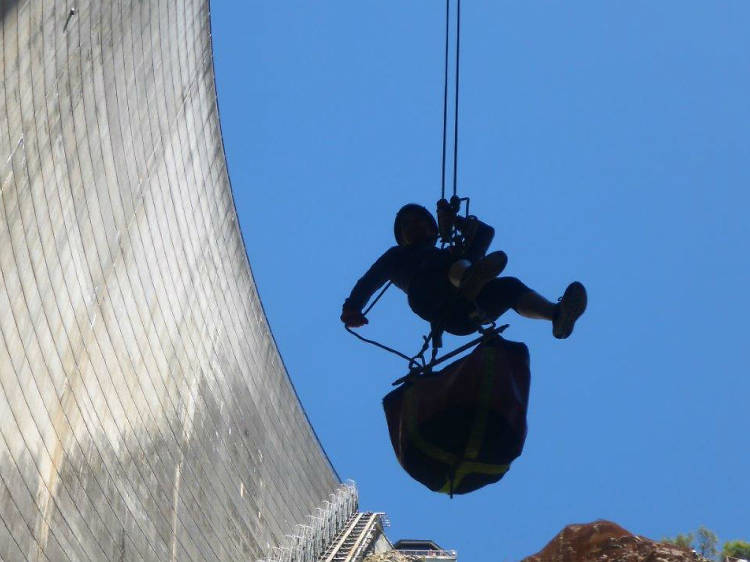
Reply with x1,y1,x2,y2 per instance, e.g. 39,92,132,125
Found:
437,198,456,215
340,307,368,328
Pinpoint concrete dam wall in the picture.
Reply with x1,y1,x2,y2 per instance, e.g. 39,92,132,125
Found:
0,1,341,560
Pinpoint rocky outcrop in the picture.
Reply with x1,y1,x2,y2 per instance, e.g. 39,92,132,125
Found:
522,520,701,562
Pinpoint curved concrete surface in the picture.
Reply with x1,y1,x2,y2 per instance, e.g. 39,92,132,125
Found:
0,1,340,560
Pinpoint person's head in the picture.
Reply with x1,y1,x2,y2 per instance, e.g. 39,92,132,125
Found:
394,204,438,247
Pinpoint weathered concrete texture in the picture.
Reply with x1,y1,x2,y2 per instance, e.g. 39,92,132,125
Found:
0,1,340,560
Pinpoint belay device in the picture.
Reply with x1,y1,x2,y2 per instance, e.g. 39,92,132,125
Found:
383,331,530,497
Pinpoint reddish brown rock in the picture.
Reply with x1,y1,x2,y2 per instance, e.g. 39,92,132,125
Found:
522,520,701,562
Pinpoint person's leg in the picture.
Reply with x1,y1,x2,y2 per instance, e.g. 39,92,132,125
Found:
475,277,531,318
458,251,508,301
408,269,479,336
476,278,587,339
514,290,556,320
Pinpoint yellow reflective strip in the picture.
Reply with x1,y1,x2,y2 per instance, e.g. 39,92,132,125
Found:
402,349,512,495
403,386,457,466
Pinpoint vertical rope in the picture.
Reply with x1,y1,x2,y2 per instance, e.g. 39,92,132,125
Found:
452,0,462,198
440,0,451,201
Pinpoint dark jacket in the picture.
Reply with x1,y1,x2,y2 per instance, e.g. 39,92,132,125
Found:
343,216,495,312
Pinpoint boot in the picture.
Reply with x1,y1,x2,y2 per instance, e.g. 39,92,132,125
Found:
552,281,587,339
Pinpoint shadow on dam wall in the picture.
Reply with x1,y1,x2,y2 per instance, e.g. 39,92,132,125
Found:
0,1,341,560
1,0,20,22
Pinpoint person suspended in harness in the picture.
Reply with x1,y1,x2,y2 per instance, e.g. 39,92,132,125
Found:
340,201,587,338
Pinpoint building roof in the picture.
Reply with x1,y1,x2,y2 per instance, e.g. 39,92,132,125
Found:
393,540,445,551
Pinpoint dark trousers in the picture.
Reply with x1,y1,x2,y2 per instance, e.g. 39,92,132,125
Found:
407,260,530,335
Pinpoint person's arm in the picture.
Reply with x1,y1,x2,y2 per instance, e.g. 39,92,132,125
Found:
341,248,397,327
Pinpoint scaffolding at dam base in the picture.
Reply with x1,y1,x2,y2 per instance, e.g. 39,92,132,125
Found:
258,481,366,562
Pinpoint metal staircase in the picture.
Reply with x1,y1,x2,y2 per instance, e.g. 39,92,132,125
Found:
319,512,384,562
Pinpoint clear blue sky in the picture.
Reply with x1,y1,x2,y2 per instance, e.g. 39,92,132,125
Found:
211,3,749,560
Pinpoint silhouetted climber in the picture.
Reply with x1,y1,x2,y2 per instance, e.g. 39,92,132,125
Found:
340,201,587,338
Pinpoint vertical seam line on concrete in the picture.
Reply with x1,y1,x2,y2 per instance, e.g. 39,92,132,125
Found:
13,2,124,558
1,4,101,559
79,3,230,559
59,6,194,558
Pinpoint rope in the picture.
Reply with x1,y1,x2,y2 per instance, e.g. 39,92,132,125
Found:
347,281,428,367
440,0,450,201
441,0,462,200
390,323,509,387
363,282,392,316
452,0,462,199
345,326,413,363
345,324,439,371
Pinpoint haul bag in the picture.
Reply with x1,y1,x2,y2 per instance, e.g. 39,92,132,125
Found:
382,335,530,495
